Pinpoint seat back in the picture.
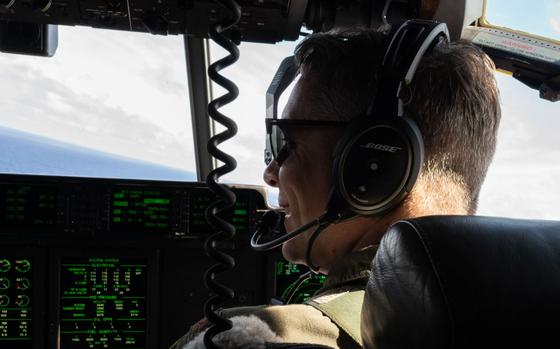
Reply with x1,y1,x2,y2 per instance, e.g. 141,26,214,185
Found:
361,215,560,349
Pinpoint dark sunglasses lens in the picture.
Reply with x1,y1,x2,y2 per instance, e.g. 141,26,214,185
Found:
264,124,286,165
272,125,285,158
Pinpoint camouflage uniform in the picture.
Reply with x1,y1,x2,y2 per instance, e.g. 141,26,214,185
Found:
170,247,378,349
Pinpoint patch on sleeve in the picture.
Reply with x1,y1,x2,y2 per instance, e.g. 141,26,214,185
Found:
183,315,282,349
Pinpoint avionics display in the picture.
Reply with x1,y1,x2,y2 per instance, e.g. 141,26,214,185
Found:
110,188,171,231
274,260,326,304
0,257,33,348
59,257,148,349
0,185,57,229
189,189,256,236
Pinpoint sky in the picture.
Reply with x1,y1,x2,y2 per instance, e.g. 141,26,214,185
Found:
0,2,559,219
486,0,560,39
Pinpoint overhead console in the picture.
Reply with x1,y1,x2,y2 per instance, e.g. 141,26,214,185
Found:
0,0,436,42
0,0,301,42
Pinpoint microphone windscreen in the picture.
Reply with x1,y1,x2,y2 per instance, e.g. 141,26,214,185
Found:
258,211,286,238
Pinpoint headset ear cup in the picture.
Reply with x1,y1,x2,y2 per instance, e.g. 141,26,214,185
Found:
325,20,446,219
331,116,423,216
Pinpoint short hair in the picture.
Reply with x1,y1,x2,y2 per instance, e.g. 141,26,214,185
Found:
294,28,501,213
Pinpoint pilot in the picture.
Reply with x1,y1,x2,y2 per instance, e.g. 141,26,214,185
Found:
171,25,500,349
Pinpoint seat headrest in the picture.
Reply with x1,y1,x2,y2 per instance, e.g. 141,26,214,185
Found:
361,215,560,349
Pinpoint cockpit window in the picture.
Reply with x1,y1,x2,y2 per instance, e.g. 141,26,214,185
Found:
0,26,196,181
1,23,557,219
483,0,560,42
477,72,560,220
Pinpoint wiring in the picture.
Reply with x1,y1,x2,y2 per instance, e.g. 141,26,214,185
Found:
284,270,313,304
305,222,330,272
381,0,394,27
203,1,241,349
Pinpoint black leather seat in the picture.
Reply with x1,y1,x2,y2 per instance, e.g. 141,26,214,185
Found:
361,215,560,349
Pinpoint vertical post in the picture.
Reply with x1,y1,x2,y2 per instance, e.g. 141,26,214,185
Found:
183,36,215,181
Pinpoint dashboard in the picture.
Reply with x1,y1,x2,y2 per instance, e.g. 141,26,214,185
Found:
0,174,322,349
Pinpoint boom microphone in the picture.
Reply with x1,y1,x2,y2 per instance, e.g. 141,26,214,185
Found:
250,191,356,252
250,211,327,251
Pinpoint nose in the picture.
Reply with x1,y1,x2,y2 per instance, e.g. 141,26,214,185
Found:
263,160,279,187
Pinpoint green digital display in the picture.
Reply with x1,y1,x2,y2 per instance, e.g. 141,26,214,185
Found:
110,189,171,231
274,260,326,304
59,257,148,349
0,257,33,348
0,185,56,228
189,190,253,235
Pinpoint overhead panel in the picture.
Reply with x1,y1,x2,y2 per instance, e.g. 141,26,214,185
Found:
0,0,303,43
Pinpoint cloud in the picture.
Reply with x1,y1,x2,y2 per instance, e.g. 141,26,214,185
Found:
0,26,199,172
477,74,560,219
551,17,560,35
0,59,195,171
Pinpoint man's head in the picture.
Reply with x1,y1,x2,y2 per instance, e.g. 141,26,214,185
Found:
263,28,501,273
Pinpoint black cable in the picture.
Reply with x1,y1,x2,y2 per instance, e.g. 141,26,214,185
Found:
381,0,394,27
305,222,330,272
251,213,327,251
284,270,313,304
203,1,241,349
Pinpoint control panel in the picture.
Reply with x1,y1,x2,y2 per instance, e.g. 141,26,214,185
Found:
58,256,149,349
0,174,267,240
0,256,33,347
273,260,326,304
0,174,316,349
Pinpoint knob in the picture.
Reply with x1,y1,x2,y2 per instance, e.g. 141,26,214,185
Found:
16,278,30,290
15,259,31,273
0,259,10,273
15,294,30,307
0,295,10,307
0,278,10,290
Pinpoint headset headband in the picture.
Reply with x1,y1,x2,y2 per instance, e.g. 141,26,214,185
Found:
372,20,450,118
266,55,297,119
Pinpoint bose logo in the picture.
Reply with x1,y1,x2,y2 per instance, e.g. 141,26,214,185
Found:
360,143,402,153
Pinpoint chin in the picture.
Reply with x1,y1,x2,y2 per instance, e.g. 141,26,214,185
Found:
281,239,306,265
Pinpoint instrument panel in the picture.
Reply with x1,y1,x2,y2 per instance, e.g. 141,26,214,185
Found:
0,174,265,239
0,173,323,349
0,174,271,349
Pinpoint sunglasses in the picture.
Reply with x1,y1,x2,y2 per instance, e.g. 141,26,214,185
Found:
265,118,349,165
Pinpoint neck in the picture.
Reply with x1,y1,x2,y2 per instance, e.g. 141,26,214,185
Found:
319,174,469,273
351,174,470,252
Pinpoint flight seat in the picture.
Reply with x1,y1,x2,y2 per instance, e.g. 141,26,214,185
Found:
361,215,560,349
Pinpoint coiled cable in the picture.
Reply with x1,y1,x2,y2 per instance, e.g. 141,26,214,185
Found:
203,1,241,349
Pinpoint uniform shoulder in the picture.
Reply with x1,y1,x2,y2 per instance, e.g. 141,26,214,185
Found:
169,303,347,349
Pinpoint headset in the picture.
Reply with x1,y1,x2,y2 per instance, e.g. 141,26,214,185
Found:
251,20,450,267
329,19,450,217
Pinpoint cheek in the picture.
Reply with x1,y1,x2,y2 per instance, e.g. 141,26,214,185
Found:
290,162,333,210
